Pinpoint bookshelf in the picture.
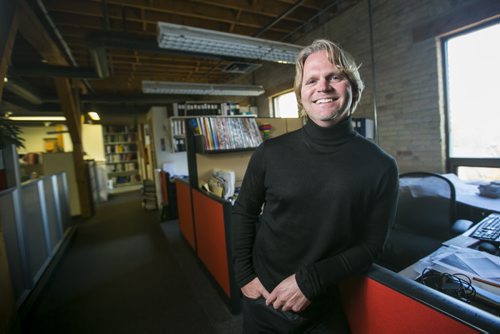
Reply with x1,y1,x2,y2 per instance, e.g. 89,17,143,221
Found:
185,116,261,189
103,125,141,190
168,101,245,153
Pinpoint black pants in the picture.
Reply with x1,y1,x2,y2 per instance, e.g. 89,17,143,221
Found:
242,296,350,334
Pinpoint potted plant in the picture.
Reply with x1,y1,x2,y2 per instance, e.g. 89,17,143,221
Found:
0,116,24,149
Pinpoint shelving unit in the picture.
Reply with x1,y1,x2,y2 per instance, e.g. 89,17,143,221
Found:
103,125,141,191
186,116,261,189
168,101,244,153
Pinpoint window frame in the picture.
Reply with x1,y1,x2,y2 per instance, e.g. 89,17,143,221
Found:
270,89,299,118
441,19,500,175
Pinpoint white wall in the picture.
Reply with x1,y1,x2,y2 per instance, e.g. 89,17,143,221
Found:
147,106,188,176
19,125,69,154
82,124,105,162
19,124,105,162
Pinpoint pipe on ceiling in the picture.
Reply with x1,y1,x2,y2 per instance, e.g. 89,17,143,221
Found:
36,0,95,92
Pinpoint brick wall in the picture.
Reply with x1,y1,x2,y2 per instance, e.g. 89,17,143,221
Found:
252,0,496,173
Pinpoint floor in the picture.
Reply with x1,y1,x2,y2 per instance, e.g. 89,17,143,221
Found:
23,190,242,334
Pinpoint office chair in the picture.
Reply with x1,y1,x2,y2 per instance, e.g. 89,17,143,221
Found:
378,172,471,272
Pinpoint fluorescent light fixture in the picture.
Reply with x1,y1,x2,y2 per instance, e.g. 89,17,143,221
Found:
142,81,265,96
88,111,100,121
8,116,66,121
157,22,303,64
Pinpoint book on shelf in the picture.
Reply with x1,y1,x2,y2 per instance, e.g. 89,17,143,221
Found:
189,116,262,151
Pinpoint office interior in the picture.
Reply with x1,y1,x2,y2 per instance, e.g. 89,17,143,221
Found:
1,0,499,333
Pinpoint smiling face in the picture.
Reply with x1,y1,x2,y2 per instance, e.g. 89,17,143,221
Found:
300,51,353,128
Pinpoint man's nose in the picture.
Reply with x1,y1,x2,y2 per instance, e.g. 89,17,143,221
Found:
317,78,332,92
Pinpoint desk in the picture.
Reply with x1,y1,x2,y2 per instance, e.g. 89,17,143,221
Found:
442,173,500,213
399,223,500,316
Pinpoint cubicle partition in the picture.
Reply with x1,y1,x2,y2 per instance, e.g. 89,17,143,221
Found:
0,173,73,308
340,264,499,333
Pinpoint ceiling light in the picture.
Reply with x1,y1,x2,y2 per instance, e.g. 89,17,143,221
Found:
142,81,265,96
3,77,7,83
87,111,100,121
157,22,303,64
8,116,66,122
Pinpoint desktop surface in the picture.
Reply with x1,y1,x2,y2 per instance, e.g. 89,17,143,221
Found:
399,213,500,316
442,174,500,213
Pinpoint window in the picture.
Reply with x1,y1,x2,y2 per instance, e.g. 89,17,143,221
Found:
443,21,500,181
272,90,298,118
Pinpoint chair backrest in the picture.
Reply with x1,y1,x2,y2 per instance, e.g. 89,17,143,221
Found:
395,172,457,238
377,172,458,271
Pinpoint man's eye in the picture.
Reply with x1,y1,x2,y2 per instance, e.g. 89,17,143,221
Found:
330,74,342,81
305,79,315,85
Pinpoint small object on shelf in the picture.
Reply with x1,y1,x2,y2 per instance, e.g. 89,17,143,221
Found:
259,123,272,140
142,179,157,210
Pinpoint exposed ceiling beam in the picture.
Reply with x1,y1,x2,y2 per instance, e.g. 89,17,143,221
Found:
9,64,99,79
3,78,44,105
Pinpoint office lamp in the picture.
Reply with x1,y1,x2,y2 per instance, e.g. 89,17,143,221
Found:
142,81,265,96
157,22,303,64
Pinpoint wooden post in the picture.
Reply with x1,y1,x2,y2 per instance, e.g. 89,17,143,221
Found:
17,0,93,218
54,78,93,218
0,0,18,100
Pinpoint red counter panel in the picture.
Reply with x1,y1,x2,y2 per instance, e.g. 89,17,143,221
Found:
176,180,195,250
341,276,480,334
192,190,230,297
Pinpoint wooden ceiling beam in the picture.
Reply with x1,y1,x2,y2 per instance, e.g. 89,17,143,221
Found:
46,0,309,34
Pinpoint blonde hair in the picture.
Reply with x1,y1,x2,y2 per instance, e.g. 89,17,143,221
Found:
294,39,364,118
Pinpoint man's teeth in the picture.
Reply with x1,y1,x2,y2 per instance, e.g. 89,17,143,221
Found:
315,98,333,104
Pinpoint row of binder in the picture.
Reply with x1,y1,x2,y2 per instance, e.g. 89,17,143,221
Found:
190,117,262,151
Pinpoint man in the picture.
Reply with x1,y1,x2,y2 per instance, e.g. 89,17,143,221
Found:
232,39,399,333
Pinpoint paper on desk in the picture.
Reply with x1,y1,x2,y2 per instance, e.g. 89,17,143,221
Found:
433,246,500,281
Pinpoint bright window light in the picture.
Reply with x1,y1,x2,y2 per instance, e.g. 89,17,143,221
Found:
446,23,500,159
142,81,264,96
444,21,500,181
272,91,298,118
157,22,302,64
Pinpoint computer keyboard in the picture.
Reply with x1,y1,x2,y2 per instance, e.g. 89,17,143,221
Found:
470,213,500,243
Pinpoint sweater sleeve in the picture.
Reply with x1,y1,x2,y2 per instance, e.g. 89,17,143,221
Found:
296,160,399,300
231,145,266,288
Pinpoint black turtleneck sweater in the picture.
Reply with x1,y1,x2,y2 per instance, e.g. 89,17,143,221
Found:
231,117,399,301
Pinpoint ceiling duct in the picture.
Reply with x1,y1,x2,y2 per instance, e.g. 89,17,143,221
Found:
223,62,262,74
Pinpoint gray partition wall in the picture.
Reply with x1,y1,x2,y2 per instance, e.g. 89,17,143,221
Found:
0,172,72,307
0,188,30,304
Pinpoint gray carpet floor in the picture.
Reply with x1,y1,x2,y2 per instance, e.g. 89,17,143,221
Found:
23,190,242,334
